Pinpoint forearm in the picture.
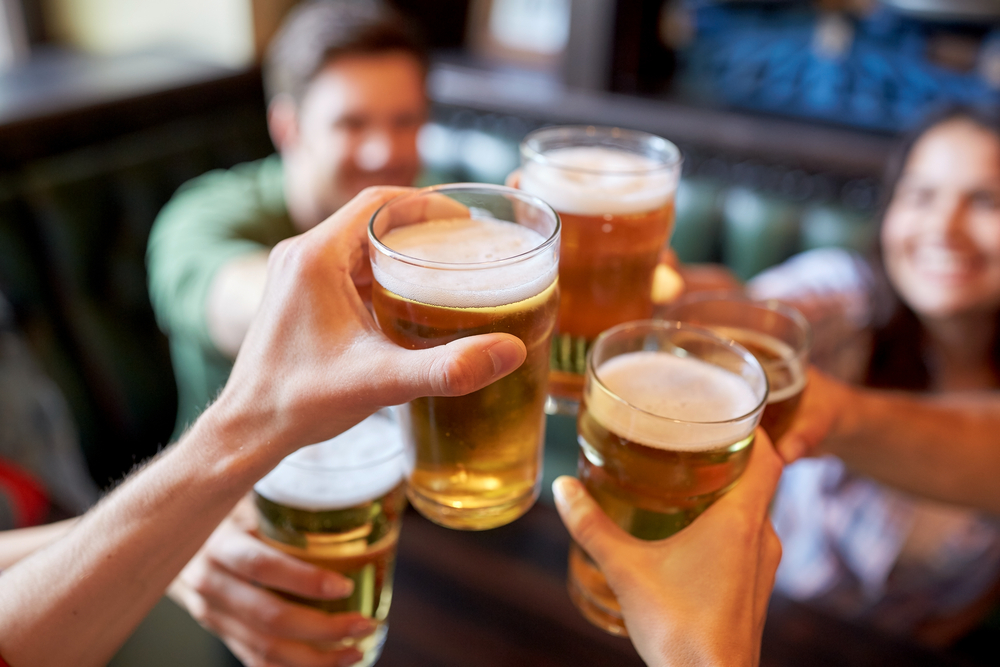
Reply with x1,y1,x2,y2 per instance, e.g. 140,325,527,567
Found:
206,251,269,358
0,519,79,570
0,405,285,667
824,388,1000,513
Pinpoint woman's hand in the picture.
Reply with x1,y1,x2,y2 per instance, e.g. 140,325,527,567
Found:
553,430,783,667
774,367,854,463
170,496,372,667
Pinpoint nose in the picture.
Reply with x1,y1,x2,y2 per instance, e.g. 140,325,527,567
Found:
356,132,391,172
928,196,968,242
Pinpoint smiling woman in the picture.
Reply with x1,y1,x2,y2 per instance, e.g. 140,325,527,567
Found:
749,104,1000,649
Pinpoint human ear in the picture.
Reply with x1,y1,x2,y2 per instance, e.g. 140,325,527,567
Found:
267,94,300,153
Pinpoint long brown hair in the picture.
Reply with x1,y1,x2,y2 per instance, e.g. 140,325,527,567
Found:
866,104,1000,390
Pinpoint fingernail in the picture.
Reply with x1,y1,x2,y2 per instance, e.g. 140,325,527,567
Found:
486,339,524,377
338,652,364,667
349,618,376,637
552,477,580,508
322,576,353,599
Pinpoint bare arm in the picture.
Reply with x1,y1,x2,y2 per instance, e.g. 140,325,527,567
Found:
205,250,269,359
0,187,527,667
779,368,1000,514
0,519,78,571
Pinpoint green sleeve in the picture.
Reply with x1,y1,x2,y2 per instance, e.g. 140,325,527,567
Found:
146,157,293,350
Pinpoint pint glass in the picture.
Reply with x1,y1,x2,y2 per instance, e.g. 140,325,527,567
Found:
665,293,811,441
254,413,407,666
519,126,681,410
568,321,767,635
369,184,560,530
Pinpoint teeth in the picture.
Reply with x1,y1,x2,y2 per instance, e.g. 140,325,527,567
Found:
913,248,972,274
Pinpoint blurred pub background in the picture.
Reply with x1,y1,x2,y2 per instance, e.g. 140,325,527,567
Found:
0,0,999,661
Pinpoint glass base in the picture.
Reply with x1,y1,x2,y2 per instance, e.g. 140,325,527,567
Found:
406,483,539,531
567,542,628,636
313,621,387,666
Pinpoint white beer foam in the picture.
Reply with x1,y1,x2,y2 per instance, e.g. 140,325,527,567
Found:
589,351,759,451
520,146,677,216
254,414,405,511
373,217,557,308
710,327,807,403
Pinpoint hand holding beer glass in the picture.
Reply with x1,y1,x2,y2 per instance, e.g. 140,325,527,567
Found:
568,321,768,635
519,127,681,411
369,185,560,530
253,414,407,667
665,293,811,441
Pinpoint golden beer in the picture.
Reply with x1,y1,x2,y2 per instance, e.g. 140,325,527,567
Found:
664,295,811,442
370,186,560,530
568,321,767,636
253,414,407,665
520,128,681,408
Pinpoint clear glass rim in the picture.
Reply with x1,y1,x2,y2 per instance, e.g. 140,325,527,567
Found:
664,289,813,361
586,319,769,426
368,183,561,270
520,125,682,176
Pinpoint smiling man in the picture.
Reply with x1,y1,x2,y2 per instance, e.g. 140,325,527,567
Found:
148,0,428,439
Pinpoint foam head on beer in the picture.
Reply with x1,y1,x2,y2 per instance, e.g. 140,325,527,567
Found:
371,217,558,308
254,415,405,511
589,351,761,451
519,146,678,216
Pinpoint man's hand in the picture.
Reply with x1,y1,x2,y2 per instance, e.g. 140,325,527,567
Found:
170,496,372,667
774,367,853,463
553,430,783,667
211,186,528,462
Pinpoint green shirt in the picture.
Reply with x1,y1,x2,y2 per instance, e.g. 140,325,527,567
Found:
147,155,295,440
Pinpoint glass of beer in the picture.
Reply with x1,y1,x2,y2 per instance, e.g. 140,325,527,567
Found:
569,320,768,636
519,126,681,412
369,184,560,531
253,412,407,666
664,293,811,441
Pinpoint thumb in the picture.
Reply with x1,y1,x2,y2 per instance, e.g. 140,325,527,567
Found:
553,476,633,566
393,333,526,400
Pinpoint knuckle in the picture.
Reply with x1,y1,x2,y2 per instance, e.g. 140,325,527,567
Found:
239,551,272,584
434,353,478,396
256,602,292,631
186,596,211,625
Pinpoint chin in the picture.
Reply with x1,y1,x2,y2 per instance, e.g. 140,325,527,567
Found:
906,292,998,320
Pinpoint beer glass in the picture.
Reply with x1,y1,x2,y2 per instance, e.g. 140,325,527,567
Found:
369,184,560,530
519,126,681,411
254,413,407,666
569,320,767,636
665,293,811,441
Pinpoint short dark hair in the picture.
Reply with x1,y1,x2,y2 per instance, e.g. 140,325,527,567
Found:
263,0,428,104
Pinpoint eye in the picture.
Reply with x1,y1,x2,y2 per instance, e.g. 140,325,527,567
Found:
897,184,935,208
392,113,424,131
970,190,1000,211
335,116,367,133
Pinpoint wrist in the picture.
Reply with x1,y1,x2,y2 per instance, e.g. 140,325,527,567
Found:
820,381,868,456
187,397,294,491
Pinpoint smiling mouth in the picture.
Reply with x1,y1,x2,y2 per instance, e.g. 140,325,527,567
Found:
910,248,982,279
